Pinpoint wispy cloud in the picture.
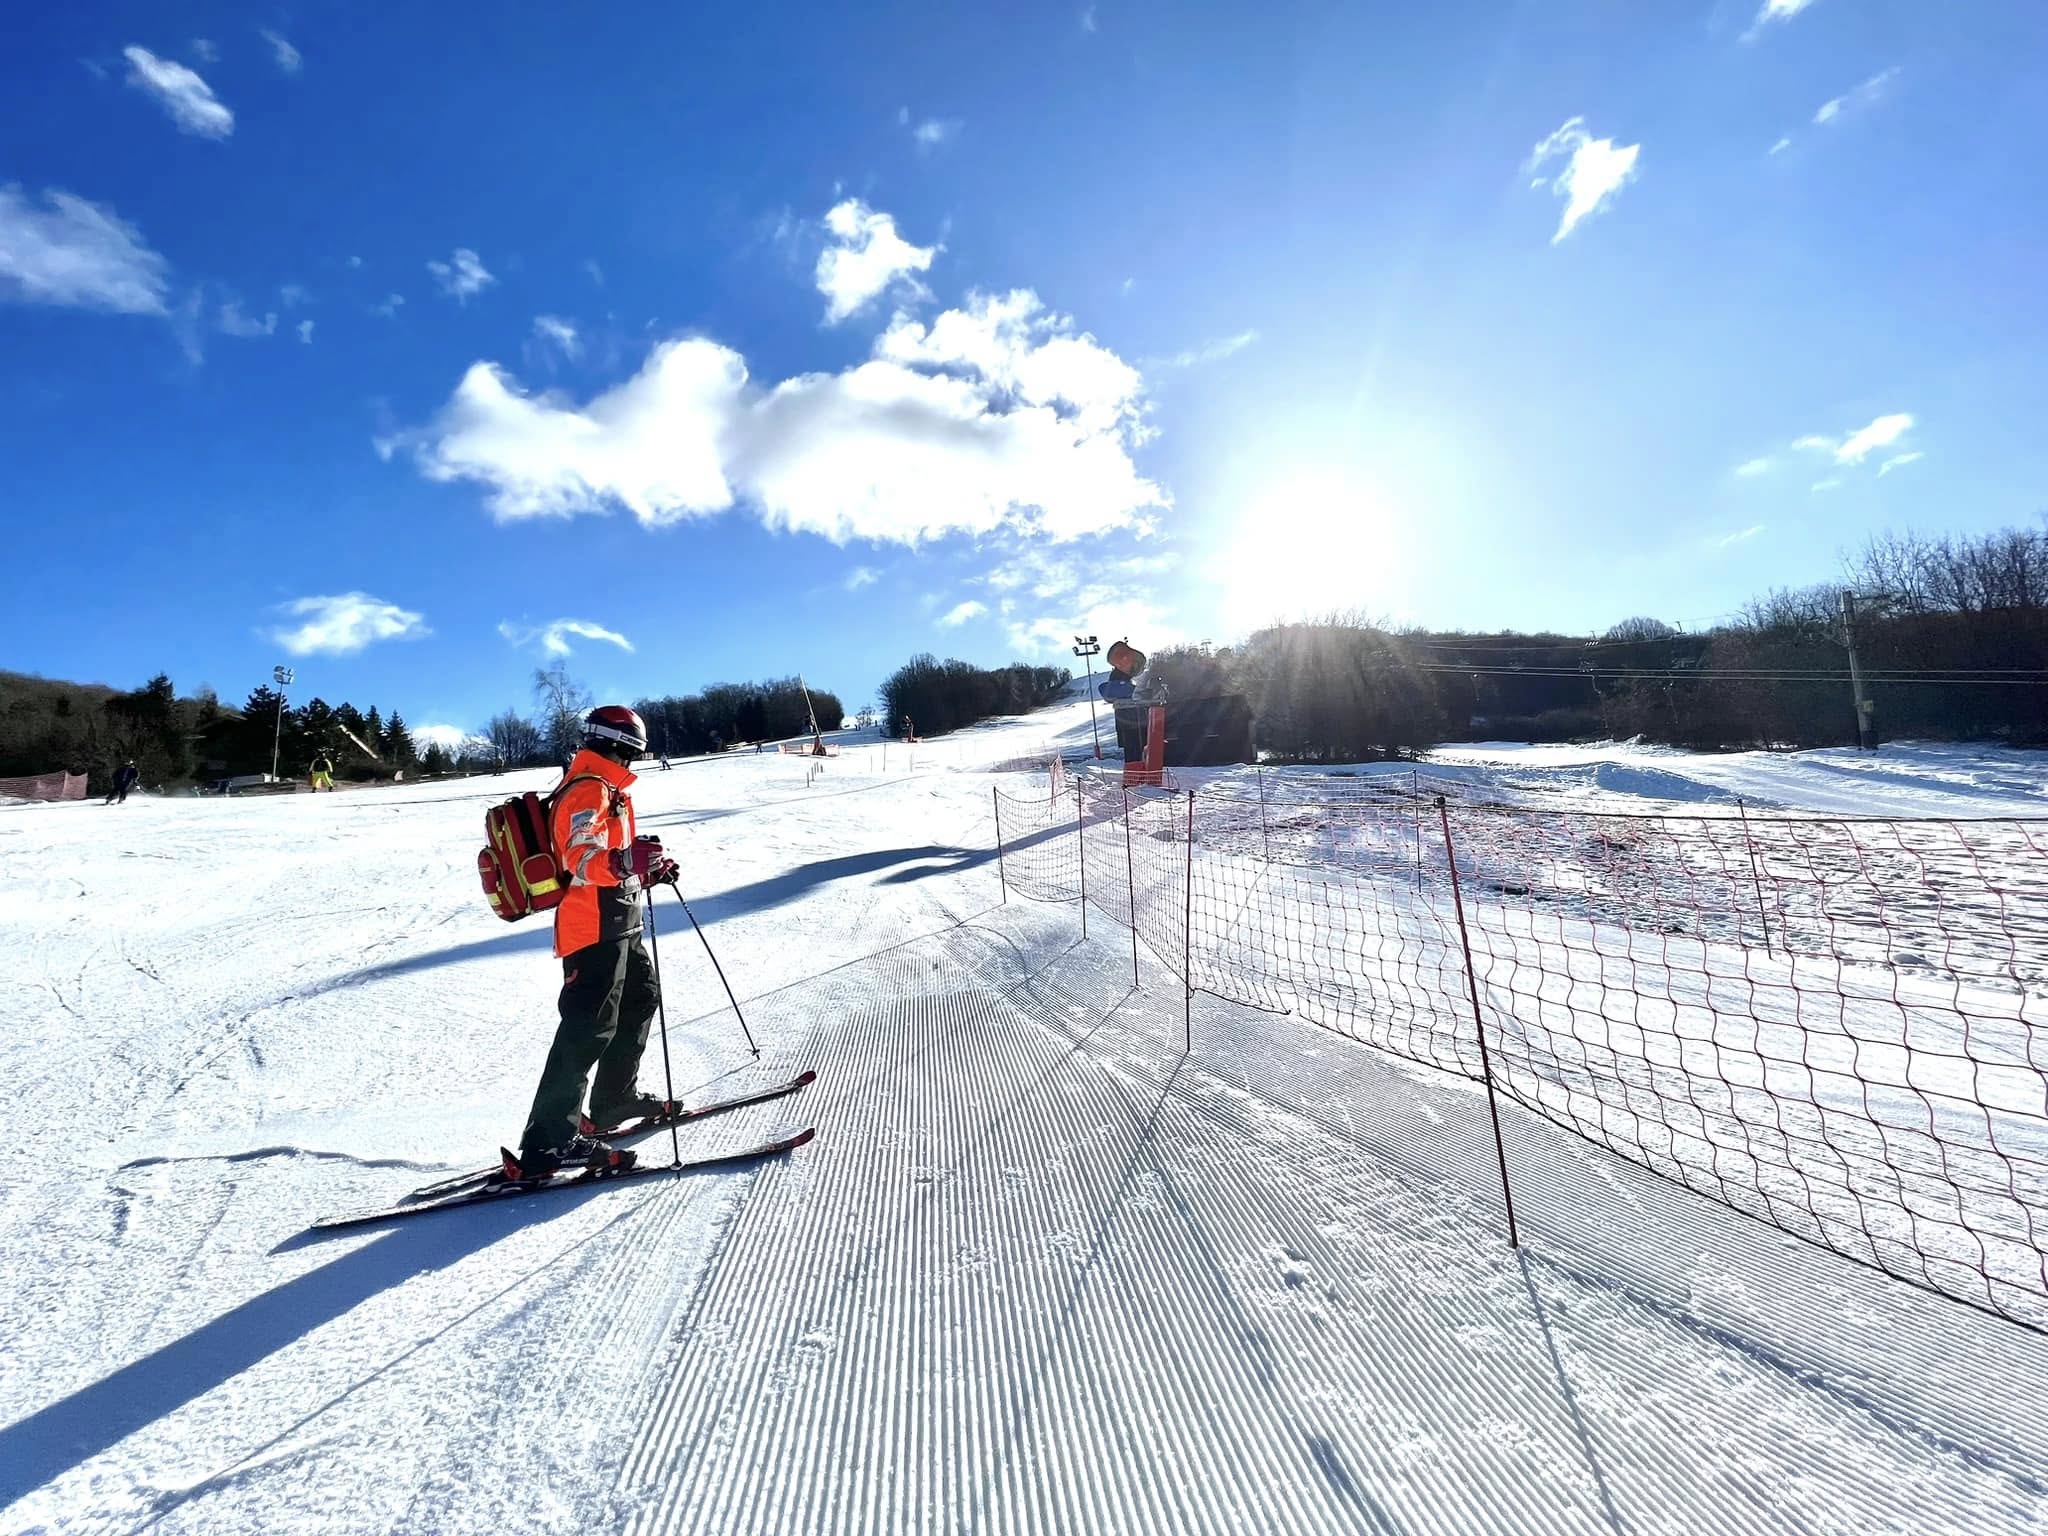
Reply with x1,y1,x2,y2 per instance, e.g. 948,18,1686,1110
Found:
259,28,302,75
1715,524,1766,548
532,314,580,358
1793,411,1913,465
1081,5,1098,32
844,566,879,591
1743,0,1818,42
270,593,428,656
1878,450,1924,477
498,618,635,657
938,600,988,627
216,300,276,338
1527,117,1640,243
897,108,961,151
1768,136,1793,156
1734,457,1774,478
391,285,1164,546
815,199,937,323
582,258,605,288
1152,330,1259,369
123,46,233,139
189,39,219,63
372,292,405,318
0,186,169,314
296,318,314,344
1810,479,1842,493
1814,68,1900,127
427,248,494,302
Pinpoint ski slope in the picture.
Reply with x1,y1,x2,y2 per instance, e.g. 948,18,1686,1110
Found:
4,704,2046,1534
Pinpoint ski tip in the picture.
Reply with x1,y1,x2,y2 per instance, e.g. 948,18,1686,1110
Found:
781,1126,817,1151
794,1068,818,1086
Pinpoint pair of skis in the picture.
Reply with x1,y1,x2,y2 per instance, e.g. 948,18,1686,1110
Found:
311,1070,816,1231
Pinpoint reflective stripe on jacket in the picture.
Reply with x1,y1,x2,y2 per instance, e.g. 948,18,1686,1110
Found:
550,747,639,957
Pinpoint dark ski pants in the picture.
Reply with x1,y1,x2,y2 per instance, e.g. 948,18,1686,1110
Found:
520,931,659,1155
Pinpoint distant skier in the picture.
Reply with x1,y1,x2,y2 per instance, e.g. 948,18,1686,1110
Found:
309,752,335,792
511,705,680,1179
104,760,140,805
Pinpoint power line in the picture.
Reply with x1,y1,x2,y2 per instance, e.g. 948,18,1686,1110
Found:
1417,663,2048,686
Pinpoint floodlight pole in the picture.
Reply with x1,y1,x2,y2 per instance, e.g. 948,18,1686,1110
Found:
1073,635,1102,760
270,665,295,781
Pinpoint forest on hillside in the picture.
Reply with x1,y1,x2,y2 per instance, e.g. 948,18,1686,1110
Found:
1148,524,2048,760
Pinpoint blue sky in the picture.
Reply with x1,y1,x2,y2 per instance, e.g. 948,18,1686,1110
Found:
3,1,2043,743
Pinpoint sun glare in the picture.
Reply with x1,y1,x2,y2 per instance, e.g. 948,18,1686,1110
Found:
1212,472,1405,636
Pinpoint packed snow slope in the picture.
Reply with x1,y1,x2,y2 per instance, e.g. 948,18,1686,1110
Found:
4,704,2046,1535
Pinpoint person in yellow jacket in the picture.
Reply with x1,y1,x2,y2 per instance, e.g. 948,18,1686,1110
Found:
514,705,679,1177
308,753,334,791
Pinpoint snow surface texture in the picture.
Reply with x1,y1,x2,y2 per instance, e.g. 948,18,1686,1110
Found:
3,710,2047,1534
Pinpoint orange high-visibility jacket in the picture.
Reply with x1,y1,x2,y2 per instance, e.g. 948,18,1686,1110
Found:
550,747,639,957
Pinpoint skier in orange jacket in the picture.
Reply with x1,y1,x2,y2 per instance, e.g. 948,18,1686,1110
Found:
514,705,680,1177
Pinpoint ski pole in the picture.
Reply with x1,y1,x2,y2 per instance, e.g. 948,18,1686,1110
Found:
667,881,761,1058
640,889,685,1169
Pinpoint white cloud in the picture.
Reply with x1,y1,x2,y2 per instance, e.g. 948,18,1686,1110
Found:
1877,451,1924,476
217,300,276,337
373,292,405,318
582,258,605,287
190,39,219,63
123,46,233,139
427,248,494,302
395,289,1165,546
413,723,478,752
1527,117,1640,243
878,289,1145,435
938,600,987,627
532,314,580,358
844,565,880,591
1715,524,1766,548
1152,330,1259,369
815,199,937,324
1792,412,1913,466
269,593,428,656
1734,456,1774,478
297,319,314,344
498,618,635,657
279,282,310,308
1768,136,1793,156
1811,478,1843,493
259,29,302,75
1743,0,1817,41
1814,68,1900,127
898,109,960,151
1082,5,1099,31
0,186,169,314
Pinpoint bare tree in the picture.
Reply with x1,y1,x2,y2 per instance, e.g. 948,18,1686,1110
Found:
532,664,592,763
485,710,543,769
1603,616,1677,642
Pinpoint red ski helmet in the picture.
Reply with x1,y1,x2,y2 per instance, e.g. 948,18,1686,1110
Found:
583,704,648,756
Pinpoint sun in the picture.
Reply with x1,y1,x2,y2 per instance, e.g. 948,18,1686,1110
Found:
1210,470,1406,639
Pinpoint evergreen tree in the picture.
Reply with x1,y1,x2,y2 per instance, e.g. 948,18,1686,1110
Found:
384,711,417,765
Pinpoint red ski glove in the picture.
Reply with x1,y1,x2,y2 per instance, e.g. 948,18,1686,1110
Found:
611,835,679,886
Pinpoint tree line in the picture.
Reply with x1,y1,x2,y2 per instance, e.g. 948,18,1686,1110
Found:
880,656,1071,739
1149,522,2048,759
0,670,436,793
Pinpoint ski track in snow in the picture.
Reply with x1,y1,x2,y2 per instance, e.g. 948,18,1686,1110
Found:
3,713,2047,1533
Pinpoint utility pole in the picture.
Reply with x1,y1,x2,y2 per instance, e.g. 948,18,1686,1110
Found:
1839,591,1876,750
270,665,295,780
1072,635,1102,759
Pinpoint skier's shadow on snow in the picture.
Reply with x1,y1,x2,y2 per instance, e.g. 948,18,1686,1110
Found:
0,1192,633,1510
321,837,1068,992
